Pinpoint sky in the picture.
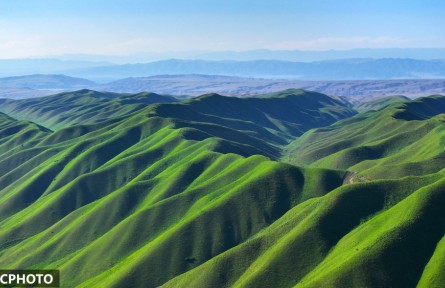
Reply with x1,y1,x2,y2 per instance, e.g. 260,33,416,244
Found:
0,0,444,58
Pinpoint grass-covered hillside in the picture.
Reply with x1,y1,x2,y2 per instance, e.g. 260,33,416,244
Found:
167,94,445,288
0,89,178,129
164,173,445,288
354,95,411,112
287,95,445,180
1,90,445,287
0,89,361,287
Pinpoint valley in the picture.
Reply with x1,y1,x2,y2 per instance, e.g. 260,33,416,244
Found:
2,0,444,287
0,88,444,287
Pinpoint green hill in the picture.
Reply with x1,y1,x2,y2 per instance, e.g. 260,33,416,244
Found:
0,89,356,287
354,95,411,112
153,89,356,148
1,89,445,287
287,95,445,180
163,173,445,288
0,89,178,129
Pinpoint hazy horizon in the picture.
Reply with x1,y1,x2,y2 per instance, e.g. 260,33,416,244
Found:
2,48,445,65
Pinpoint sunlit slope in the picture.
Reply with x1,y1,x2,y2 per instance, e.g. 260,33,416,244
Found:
4,91,445,287
0,141,344,288
0,89,178,129
354,95,410,112
287,95,445,179
163,173,445,288
0,90,354,287
0,112,50,161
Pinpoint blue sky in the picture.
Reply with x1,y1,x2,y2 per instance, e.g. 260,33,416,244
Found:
0,0,444,58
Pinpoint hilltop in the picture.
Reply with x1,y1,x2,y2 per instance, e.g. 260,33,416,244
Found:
0,89,177,129
287,95,445,179
354,95,411,112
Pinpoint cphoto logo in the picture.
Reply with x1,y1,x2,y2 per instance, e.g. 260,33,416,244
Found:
0,270,59,287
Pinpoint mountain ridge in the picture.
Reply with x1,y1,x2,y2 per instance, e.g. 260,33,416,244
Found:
1,89,445,287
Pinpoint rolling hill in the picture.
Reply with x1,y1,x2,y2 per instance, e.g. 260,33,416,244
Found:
287,95,445,179
353,95,411,112
0,89,355,287
1,90,445,287
0,89,178,130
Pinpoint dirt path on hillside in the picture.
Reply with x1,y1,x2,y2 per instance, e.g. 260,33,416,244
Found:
343,171,358,184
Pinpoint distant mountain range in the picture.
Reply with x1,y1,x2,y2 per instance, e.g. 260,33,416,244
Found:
0,74,95,90
0,58,111,78
30,48,445,63
63,58,445,81
0,74,444,103
192,48,445,61
1,57,445,81
97,75,445,102
0,74,98,99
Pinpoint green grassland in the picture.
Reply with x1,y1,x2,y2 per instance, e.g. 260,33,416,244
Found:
0,89,178,130
354,95,411,112
287,95,445,180
0,89,445,287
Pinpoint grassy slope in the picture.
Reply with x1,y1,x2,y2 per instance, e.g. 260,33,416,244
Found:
2,91,445,287
0,89,178,129
163,173,445,288
0,90,355,287
354,95,410,112
166,89,356,140
287,95,445,180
